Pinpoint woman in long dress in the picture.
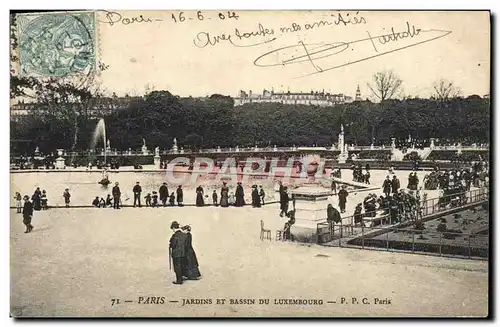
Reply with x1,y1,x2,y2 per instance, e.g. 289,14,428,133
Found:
32,187,42,211
195,185,204,207
220,182,229,207
181,226,201,280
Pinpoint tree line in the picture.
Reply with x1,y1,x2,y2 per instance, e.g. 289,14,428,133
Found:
10,90,490,155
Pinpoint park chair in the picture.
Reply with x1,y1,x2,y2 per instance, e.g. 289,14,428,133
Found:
260,219,272,241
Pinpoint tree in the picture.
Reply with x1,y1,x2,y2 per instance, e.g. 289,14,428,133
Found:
10,12,109,154
432,79,461,101
184,133,203,150
367,70,403,102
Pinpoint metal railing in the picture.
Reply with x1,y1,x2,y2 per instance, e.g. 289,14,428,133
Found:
352,225,488,259
316,187,489,259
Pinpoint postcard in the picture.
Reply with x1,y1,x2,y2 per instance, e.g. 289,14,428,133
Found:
10,10,490,317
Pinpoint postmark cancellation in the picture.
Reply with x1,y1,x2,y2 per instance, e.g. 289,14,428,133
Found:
16,11,96,77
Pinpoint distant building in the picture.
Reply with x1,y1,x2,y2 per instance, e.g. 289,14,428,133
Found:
234,89,354,107
10,96,142,122
355,85,362,101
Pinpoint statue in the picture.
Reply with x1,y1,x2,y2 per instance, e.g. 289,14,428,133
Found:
107,139,111,150
173,138,177,147
341,124,344,134
143,138,146,147
155,146,160,157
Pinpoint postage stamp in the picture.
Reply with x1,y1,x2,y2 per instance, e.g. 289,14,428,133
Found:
16,11,96,77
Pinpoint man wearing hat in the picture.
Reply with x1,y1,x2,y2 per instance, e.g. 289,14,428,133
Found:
22,195,34,233
159,182,169,207
133,182,142,208
169,221,188,285
338,185,348,213
112,182,121,209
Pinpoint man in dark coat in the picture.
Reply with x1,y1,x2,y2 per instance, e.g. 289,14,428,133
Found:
338,185,348,213
330,179,337,195
22,195,34,233
382,176,392,197
176,185,184,206
159,182,169,206
392,175,400,195
279,186,289,217
112,182,121,209
133,182,142,207
169,221,188,285
259,186,265,205
251,185,261,208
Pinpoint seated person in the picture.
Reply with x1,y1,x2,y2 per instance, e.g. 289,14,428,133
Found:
353,203,363,226
105,194,112,207
99,197,106,208
92,196,100,207
283,217,295,241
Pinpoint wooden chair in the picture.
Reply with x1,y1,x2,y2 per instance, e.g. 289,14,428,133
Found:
260,219,272,241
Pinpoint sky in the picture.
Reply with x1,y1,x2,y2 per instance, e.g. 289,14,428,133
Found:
94,11,489,98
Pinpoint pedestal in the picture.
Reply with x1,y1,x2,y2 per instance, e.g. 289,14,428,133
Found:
289,187,331,243
173,145,178,154
338,153,348,164
55,157,65,169
154,155,161,169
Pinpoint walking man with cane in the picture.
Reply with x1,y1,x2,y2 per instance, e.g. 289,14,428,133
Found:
169,221,188,285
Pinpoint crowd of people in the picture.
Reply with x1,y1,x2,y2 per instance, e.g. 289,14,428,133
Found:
351,164,371,184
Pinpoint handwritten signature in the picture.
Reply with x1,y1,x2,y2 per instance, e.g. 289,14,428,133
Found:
97,10,163,26
253,22,452,77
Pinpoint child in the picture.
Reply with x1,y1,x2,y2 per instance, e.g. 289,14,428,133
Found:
169,192,175,206
63,188,71,207
105,194,112,207
99,197,106,208
212,190,218,206
144,193,152,207
92,196,100,207
41,190,48,210
14,192,22,213
152,191,158,207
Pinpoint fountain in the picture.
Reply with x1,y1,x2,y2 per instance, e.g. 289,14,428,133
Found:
172,138,178,154
90,118,107,165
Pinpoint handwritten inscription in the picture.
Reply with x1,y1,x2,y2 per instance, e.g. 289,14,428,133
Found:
253,22,451,77
97,10,163,26
192,11,367,48
171,11,239,23
193,23,277,48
